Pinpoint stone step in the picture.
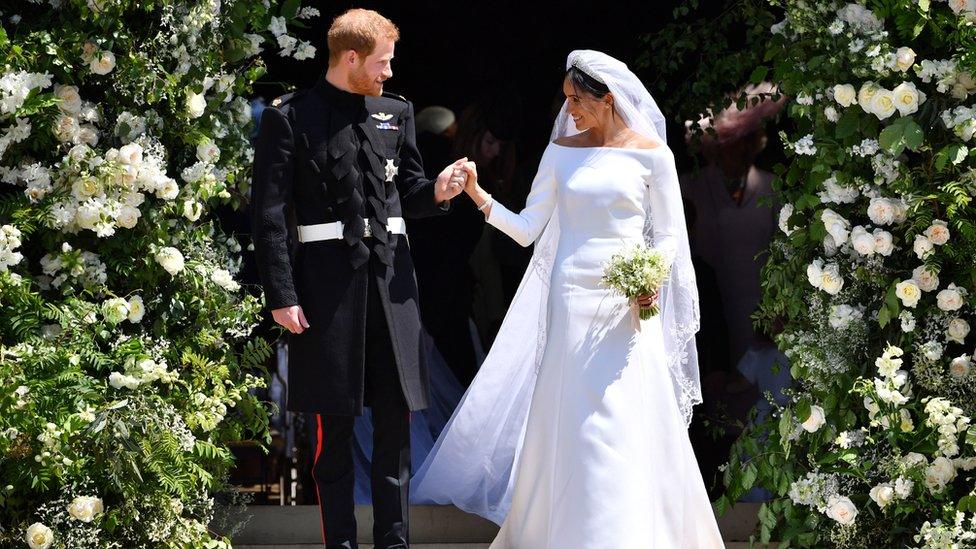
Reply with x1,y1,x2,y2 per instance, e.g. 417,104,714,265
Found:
230,504,763,545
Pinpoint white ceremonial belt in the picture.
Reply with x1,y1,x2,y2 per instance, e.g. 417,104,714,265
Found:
297,217,406,243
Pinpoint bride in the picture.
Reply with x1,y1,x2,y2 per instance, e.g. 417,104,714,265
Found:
413,50,724,548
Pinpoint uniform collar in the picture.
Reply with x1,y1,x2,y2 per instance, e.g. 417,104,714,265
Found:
313,76,366,109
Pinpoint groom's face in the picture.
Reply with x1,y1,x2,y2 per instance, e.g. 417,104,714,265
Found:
349,38,395,96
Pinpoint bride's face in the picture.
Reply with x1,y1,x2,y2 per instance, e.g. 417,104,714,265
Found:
562,75,610,133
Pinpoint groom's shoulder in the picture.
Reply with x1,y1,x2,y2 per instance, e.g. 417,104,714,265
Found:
377,90,412,113
268,90,308,112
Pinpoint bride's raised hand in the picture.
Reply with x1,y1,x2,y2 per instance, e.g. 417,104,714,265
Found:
635,289,659,309
460,161,478,195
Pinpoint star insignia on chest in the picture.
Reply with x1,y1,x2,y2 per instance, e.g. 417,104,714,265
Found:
385,158,399,182
371,112,394,122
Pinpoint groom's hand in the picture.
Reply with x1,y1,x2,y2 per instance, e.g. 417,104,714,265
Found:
434,157,469,203
272,305,310,335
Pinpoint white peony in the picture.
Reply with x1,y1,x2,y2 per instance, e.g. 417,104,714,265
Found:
155,247,185,276
127,295,145,323
913,265,940,292
895,47,916,72
894,477,914,498
821,263,845,295
807,259,824,288
895,280,922,308
873,229,894,256
54,84,82,114
950,354,972,380
801,405,826,433
924,457,956,492
66,495,104,522
850,225,876,255
833,84,857,107
947,317,970,344
892,81,925,116
937,284,966,312
187,92,207,118
867,197,896,226
825,495,858,525
90,51,116,75
117,142,143,166
913,235,934,260
868,88,897,120
924,219,950,245
182,200,203,222
25,522,53,549
869,483,895,509
196,140,220,163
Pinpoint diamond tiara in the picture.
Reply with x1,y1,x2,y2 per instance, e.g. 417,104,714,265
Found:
568,55,606,85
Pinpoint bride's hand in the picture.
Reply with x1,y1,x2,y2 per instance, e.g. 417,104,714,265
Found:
460,161,478,195
635,290,659,309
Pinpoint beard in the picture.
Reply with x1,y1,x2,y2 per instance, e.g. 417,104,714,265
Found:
349,65,382,96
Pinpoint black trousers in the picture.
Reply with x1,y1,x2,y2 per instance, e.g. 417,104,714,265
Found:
311,266,411,549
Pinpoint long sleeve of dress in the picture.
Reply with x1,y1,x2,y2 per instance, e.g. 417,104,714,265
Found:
646,150,683,265
486,145,557,247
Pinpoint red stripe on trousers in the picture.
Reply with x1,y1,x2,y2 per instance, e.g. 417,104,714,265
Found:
312,413,326,543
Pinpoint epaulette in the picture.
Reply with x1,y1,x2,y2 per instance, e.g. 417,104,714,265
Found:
269,89,306,108
381,90,408,103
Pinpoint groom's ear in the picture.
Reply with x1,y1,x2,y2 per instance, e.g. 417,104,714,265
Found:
344,50,359,66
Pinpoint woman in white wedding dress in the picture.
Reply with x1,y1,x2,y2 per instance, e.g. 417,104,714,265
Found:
412,50,723,548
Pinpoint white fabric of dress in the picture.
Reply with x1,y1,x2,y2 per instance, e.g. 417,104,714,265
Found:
414,141,723,548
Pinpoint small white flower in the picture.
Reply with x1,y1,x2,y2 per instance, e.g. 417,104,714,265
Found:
950,354,972,380
892,81,925,116
211,268,241,292
833,84,856,107
869,483,895,509
268,15,287,36
155,247,185,276
895,47,916,72
825,495,858,525
868,88,897,120
922,341,944,361
187,92,207,118
824,106,840,122
127,295,145,323
900,311,916,332
182,200,203,222
801,405,826,433
66,495,104,522
947,318,970,344
778,204,795,235
913,235,934,260
924,219,950,246
90,51,116,75
896,280,922,308
25,522,53,549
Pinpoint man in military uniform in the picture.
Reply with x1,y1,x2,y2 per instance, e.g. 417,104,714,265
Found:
251,9,469,549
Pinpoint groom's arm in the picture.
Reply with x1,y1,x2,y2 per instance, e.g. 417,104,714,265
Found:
394,98,453,219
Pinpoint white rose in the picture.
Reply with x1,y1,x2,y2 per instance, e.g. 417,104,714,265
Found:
117,143,143,166
156,178,179,200
824,106,840,122
116,205,141,229
821,209,850,246
869,484,895,509
937,284,966,312
54,85,82,114
913,265,940,292
182,200,203,222
892,81,925,116
869,89,897,120
155,247,185,276
807,260,824,288
913,235,934,260
821,264,844,295
54,114,80,143
778,204,795,235
950,354,972,380
801,405,826,433
867,197,896,226
850,225,876,255
896,280,922,308
924,219,950,245
949,0,976,15
196,140,220,163
900,408,914,432
108,372,139,390
66,495,104,522
25,522,53,549
833,84,857,107
925,457,956,492
101,297,130,324
947,318,970,344
76,124,99,146
187,92,207,118
90,51,116,75
894,477,914,498
127,295,145,323
211,268,241,292
873,229,894,256
895,47,916,72
825,495,858,525
858,82,881,113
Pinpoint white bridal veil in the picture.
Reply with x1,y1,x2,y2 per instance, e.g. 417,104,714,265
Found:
412,50,702,524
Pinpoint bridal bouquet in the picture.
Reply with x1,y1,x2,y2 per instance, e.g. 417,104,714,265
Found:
602,244,671,320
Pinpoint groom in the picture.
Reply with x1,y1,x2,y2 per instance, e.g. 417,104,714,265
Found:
251,8,468,549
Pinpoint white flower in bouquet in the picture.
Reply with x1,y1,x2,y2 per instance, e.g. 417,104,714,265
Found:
900,311,916,332
53,114,80,143
294,41,317,61
101,297,130,324
823,234,839,256
947,318,970,344
895,47,916,72
837,3,883,31
869,88,897,120
949,355,972,380
913,265,940,292
187,91,207,118
807,259,824,288
116,205,141,229
793,134,817,155
118,142,143,166
875,377,909,406
601,243,672,320
183,199,203,222
914,235,935,259
243,33,264,56
196,140,220,163
825,494,858,525
75,124,99,146
850,225,877,255
858,81,881,112
904,452,928,468
0,224,24,271
67,495,104,522
109,371,140,390
155,177,179,200
821,208,850,245
127,295,145,323
778,203,795,235
896,280,922,308
0,71,53,114
821,174,859,203
924,456,957,492
922,341,945,361
54,84,82,114
833,84,857,107
824,106,840,122
924,219,950,245
268,15,287,36
829,304,863,329
155,246,185,275
873,229,895,255
900,408,915,432
894,477,914,498
820,263,844,295
211,268,240,292
851,138,880,157
937,283,967,312
948,0,976,17
869,483,895,509
25,522,53,549
90,51,116,75
876,346,904,378
867,197,898,225
116,111,146,142
801,405,826,433
892,81,926,116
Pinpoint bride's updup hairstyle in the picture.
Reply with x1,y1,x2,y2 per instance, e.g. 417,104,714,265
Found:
566,66,610,99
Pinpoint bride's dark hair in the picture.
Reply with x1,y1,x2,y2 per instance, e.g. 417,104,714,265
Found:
566,65,610,99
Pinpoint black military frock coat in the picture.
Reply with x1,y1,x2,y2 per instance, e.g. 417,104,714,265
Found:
252,77,448,415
